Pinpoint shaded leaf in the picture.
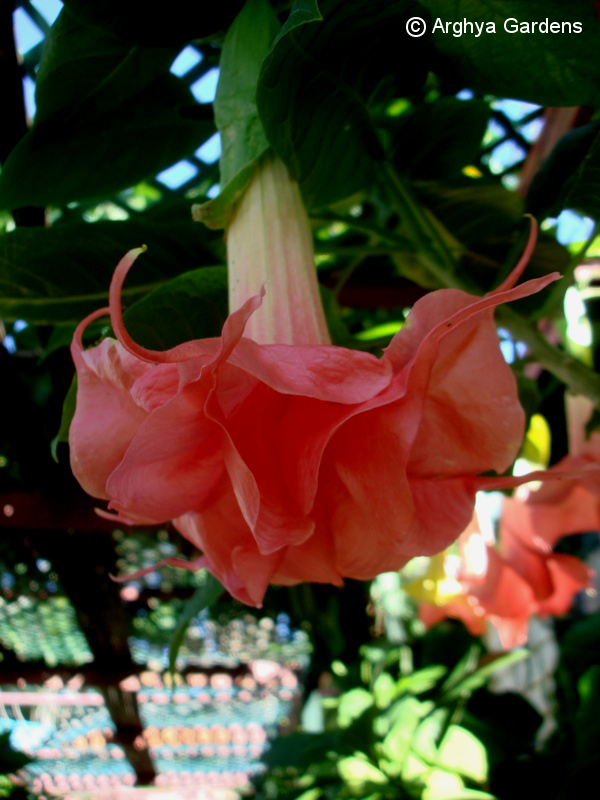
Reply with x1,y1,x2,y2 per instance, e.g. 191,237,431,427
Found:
51,376,77,463
0,218,221,323
563,130,600,222
123,266,229,349
33,7,177,127
263,731,340,768
527,123,600,219
257,0,429,208
421,0,600,106
169,574,224,674
390,98,491,180
0,78,213,209
0,8,214,209
63,0,245,46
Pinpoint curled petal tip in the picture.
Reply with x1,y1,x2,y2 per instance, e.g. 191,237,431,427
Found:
493,216,539,294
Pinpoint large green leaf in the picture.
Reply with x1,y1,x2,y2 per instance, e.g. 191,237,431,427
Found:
420,0,600,106
33,7,177,128
0,218,221,323
257,0,430,208
62,0,245,46
194,0,279,229
0,8,213,209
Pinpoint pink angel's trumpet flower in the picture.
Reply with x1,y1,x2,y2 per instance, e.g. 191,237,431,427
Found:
70,154,570,606
414,502,593,649
513,395,600,547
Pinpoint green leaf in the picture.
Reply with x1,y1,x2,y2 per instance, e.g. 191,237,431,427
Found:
33,8,176,128
520,413,551,467
396,665,447,696
575,666,600,767
51,376,77,462
442,650,529,702
527,123,600,219
420,0,600,106
338,755,389,792
272,0,323,47
257,0,430,208
0,217,221,323
437,725,488,784
62,0,245,46
169,573,224,675
416,181,524,250
381,696,429,764
390,98,491,181
373,672,396,709
337,688,374,728
563,130,600,222
123,266,229,349
194,0,279,229
0,8,214,209
0,79,213,209
262,731,340,768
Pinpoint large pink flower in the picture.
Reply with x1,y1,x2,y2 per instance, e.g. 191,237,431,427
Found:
70,156,563,606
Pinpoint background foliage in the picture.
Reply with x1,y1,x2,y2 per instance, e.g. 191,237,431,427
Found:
1,0,600,798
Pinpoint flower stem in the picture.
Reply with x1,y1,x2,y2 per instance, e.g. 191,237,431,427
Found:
227,153,331,346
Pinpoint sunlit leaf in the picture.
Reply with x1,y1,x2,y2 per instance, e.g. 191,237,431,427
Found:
520,413,551,467
437,725,488,784
337,688,374,728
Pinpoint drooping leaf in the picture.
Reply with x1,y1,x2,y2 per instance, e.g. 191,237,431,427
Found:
33,8,177,127
169,574,224,675
420,0,600,106
194,0,279,229
0,217,221,323
257,0,430,208
62,0,245,46
0,8,214,209
0,80,213,210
